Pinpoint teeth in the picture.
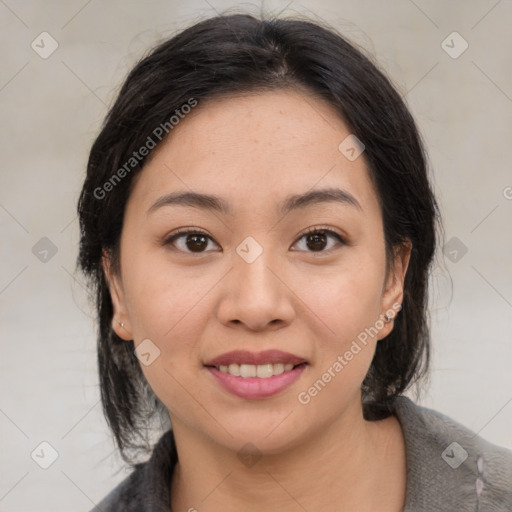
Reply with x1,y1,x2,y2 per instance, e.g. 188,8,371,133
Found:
228,363,240,376
217,363,296,378
240,364,256,378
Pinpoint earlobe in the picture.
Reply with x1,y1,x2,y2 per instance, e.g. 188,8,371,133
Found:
102,250,133,341
112,318,129,337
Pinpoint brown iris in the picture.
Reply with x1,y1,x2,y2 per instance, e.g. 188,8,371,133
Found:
186,233,209,252
306,231,328,251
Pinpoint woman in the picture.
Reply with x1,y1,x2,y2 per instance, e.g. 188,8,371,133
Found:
78,12,512,512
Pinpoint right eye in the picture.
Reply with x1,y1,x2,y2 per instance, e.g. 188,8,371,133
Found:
164,228,221,254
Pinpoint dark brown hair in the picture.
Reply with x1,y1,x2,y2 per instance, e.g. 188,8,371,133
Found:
77,12,441,465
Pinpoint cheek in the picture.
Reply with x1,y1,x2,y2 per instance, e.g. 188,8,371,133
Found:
302,254,385,345
121,243,205,338
119,254,216,411
294,261,385,413
122,257,212,416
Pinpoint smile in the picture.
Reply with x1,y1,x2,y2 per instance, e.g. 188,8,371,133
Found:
204,349,308,399
216,362,297,378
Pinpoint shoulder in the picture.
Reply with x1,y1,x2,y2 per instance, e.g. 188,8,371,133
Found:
392,396,512,512
89,429,177,512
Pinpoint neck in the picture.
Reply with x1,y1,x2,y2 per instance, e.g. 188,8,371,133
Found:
170,401,406,512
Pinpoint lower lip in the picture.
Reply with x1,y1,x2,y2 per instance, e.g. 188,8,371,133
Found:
206,364,307,399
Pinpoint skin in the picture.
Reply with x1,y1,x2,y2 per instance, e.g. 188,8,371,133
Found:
104,88,412,512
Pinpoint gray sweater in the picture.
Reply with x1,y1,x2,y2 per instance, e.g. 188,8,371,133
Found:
92,396,512,511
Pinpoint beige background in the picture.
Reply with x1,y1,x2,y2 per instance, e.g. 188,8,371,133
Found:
1,1,511,510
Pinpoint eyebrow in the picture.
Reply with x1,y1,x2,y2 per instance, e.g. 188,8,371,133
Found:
147,187,362,216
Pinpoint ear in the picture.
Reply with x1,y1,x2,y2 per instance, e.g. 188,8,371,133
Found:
102,250,133,341
378,241,412,340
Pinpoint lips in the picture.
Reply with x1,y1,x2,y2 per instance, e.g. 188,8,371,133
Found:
204,350,307,397
204,349,306,367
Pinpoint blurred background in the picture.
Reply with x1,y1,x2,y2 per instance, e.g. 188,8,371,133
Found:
1,1,511,510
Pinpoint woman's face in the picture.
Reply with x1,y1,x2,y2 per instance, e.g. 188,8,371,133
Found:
106,89,410,454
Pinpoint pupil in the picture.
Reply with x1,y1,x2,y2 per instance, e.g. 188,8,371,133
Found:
187,234,207,251
308,231,326,251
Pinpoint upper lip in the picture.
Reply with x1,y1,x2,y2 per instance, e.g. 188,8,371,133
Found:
204,350,307,367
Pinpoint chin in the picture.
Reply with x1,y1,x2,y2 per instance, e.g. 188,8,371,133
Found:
199,406,316,456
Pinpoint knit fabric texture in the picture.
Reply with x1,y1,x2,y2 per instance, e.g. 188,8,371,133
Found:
91,396,512,511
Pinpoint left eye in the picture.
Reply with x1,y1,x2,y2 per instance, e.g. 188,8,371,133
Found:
292,228,345,253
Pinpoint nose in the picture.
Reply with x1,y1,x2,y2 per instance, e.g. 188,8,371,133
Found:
215,247,295,332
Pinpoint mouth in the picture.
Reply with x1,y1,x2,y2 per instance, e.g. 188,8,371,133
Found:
204,349,307,376
204,350,308,399
209,362,306,378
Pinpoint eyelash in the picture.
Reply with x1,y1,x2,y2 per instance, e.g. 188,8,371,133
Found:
163,226,346,255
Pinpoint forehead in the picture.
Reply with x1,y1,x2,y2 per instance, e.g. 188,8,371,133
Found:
127,89,380,218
